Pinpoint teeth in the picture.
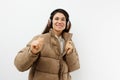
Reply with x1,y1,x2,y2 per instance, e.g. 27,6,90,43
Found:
56,25,61,26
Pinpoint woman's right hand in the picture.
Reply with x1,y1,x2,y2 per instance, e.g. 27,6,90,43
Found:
30,37,44,54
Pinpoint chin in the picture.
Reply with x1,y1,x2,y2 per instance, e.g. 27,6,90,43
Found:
56,29,63,32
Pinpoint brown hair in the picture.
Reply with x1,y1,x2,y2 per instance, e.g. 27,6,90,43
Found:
42,8,71,34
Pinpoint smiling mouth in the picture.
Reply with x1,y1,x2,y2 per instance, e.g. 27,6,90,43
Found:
56,26,64,28
56,24,63,26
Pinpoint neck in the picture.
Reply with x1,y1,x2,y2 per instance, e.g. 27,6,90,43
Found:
53,29,62,37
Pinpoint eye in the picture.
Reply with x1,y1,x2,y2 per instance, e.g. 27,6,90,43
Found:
61,18,65,21
55,17,59,20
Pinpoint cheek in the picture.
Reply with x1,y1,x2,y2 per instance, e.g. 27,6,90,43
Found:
52,21,57,25
64,23,66,27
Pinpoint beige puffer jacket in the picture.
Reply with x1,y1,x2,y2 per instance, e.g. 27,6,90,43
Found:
14,30,80,80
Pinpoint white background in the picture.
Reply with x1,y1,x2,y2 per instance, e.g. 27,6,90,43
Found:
0,0,120,80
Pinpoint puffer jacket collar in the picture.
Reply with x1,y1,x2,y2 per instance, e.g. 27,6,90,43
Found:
49,29,73,57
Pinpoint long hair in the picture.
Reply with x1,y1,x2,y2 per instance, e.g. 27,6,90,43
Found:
42,8,71,34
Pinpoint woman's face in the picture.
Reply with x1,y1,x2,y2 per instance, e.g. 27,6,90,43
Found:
52,12,66,33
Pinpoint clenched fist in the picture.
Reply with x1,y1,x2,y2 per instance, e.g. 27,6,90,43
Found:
65,40,73,54
30,37,44,54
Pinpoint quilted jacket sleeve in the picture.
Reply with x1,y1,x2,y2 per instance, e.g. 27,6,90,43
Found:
65,41,80,72
14,35,40,72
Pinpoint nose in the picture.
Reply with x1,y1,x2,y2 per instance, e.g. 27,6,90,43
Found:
58,20,62,24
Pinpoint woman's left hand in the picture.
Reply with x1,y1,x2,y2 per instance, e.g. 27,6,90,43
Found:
65,40,73,54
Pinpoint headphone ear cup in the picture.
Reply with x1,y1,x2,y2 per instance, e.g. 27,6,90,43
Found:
47,19,51,26
67,21,70,29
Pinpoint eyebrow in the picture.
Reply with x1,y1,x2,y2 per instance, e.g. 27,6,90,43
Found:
55,16,65,19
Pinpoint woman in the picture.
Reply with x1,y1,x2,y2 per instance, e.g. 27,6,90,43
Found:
14,8,80,80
